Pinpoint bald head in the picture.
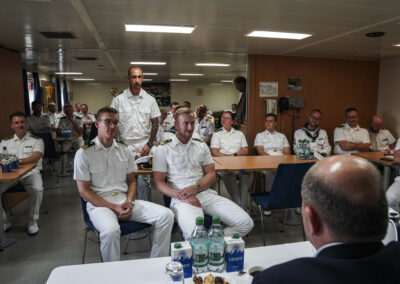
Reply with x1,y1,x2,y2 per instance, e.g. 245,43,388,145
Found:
369,115,383,133
302,156,387,242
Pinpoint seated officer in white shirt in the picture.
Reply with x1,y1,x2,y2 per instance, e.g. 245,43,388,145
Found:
210,111,252,210
27,100,51,132
74,107,174,262
294,109,331,157
386,139,400,212
194,104,215,145
334,107,370,155
368,115,396,152
1,111,44,235
153,107,253,241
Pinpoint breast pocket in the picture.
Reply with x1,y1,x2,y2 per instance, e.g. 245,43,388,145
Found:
89,163,108,187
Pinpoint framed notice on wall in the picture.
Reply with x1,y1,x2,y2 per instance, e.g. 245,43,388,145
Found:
259,82,278,97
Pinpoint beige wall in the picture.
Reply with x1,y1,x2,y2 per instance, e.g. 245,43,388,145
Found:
69,81,240,114
377,58,400,139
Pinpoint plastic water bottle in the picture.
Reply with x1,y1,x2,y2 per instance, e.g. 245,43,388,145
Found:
190,217,209,274
305,140,310,160
2,146,9,161
208,216,225,272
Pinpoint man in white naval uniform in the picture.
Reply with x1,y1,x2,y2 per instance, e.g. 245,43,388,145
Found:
334,107,370,155
254,113,290,216
386,139,400,211
194,104,214,145
162,102,179,131
153,107,253,241
80,104,96,143
368,115,396,152
110,66,160,201
74,103,83,118
210,111,252,209
74,107,174,262
1,112,44,235
27,100,51,132
293,110,331,157
46,102,60,136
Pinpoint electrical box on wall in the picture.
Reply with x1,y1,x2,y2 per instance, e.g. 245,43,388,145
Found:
287,97,304,108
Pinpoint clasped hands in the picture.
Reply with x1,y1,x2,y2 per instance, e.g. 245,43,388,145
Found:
176,185,201,208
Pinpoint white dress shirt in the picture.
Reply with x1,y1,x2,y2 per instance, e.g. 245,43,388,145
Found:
369,128,396,151
334,123,370,154
254,130,289,155
210,127,248,154
194,117,215,141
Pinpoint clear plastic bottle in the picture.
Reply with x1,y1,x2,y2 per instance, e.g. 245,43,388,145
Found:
190,217,209,274
305,140,310,160
2,146,9,161
208,216,225,272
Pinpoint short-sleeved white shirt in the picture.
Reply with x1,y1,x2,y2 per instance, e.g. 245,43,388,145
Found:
210,127,248,154
153,135,214,190
334,123,370,154
293,127,331,156
194,117,215,141
110,88,161,143
81,113,96,124
57,115,83,137
27,115,51,131
254,130,290,155
369,129,396,151
0,132,44,170
47,112,61,128
73,137,137,203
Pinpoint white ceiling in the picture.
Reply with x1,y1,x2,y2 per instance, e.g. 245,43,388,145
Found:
1,0,400,82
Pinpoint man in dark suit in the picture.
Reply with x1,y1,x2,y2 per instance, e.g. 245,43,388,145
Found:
253,155,400,284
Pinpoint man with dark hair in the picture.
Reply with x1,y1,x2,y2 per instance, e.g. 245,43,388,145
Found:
334,107,370,154
74,107,174,262
27,100,51,131
294,109,331,157
253,155,400,284
368,115,396,151
194,104,215,145
183,101,191,108
1,111,44,235
80,104,96,142
233,76,247,125
153,107,253,241
110,66,161,201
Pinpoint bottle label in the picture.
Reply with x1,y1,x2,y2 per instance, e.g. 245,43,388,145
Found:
209,251,224,265
193,252,208,267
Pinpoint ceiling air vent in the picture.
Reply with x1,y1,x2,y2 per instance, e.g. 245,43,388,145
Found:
75,57,97,61
39,32,76,39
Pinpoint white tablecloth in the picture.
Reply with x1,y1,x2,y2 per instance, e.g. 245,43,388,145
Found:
47,241,315,284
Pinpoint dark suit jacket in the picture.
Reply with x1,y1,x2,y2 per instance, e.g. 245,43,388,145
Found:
253,242,400,284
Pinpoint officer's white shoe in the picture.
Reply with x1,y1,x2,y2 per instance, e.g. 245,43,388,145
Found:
27,222,39,236
263,210,272,216
3,221,11,232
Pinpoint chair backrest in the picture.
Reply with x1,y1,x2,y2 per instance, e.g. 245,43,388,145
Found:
31,131,58,158
89,124,98,142
80,198,96,229
267,162,315,210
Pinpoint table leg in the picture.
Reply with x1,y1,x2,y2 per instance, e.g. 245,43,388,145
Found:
383,166,390,191
0,183,17,250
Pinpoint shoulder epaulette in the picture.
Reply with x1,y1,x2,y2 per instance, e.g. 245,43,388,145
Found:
192,138,205,143
338,124,345,128
160,139,172,145
117,140,128,146
75,116,82,120
42,114,49,118
3,135,13,141
60,116,67,119
81,142,95,150
215,127,223,132
30,134,41,139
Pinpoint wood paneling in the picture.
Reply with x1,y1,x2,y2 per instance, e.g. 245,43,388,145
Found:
248,55,379,154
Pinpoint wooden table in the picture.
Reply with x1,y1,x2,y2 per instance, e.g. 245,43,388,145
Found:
0,163,37,250
352,152,397,190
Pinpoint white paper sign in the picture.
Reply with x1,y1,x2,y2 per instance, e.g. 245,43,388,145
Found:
259,82,278,97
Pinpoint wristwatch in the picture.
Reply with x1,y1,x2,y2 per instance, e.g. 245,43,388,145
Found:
128,200,135,206
195,183,201,193
146,141,153,147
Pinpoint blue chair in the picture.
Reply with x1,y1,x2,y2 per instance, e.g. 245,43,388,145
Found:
81,198,152,263
250,162,314,245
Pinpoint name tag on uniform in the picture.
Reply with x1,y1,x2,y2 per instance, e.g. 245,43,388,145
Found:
25,146,33,148
111,192,119,196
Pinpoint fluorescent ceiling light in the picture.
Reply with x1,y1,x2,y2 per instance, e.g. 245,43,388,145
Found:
195,63,230,67
125,24,195,34
247,31,312,40
143,79,153,81
143,73,158,76
393,43,400,47
73,78,94,81
131,61,166,65
179,73,203,76
56,72,83,75
220,80,233,83
169,79,188,82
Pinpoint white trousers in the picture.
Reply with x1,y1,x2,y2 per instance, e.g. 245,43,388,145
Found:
170,189,254,240
87,199,174,262
386,180,400,212
219,172,253,210
2,170,43,225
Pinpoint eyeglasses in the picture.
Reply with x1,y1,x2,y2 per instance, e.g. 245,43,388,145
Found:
221,116,232,120
129,75,143,79
98,119,121,126
310,115,321,121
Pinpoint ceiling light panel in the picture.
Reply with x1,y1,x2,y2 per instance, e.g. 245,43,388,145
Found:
125,24,195,34
179,73,203,76
131,61,166,65
195,63,230,67
247,31,312,40
56,72,83,75
73,78,94,81
220,80,233,83
169,79,188,82
143,73,158,75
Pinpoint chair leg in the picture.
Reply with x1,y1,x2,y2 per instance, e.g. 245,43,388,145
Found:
42,193,49,214
82,228,89,264
3,193,13,216
217,175,221,195
97,232,103,262
124,236,129,255
281,209,288,232
259,205,266,246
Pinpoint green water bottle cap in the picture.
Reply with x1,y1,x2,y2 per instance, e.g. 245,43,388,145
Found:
232,233,240,239
212,216,220,224
195,216,204,225
174,243,182,249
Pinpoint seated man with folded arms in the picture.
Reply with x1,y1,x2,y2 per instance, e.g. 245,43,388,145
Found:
253,155,400,284
254,113,290,215
210,111,252,210
74,107,174,262
386,139,400,212
368,115,396,152
27,100,51,132
293,109,331,157
153,107,254,241
1,111,44,235
333,107,370,155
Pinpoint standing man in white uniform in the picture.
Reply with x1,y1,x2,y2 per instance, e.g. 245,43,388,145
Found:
74,107,174,262
194,104,214,145
210,111,252,209
80,104,96,143
333,107,370,155
27,101,51,132
1,112,44,235
110,66,160,201
368,115,396,152
46,102,60,137
153,108,253,241
254,113,290,216
293,109,331,157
